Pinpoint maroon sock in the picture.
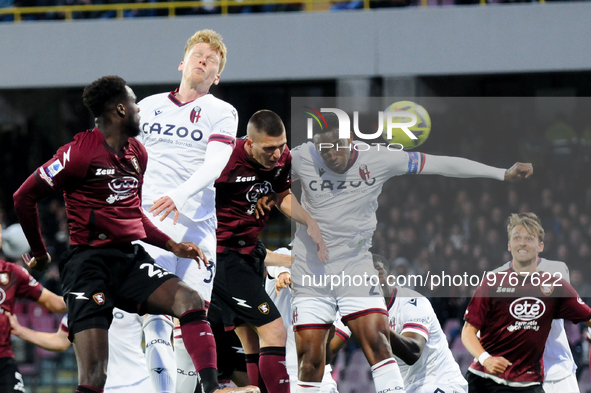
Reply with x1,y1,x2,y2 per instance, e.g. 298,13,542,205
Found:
245,353,268,393
179,309,219,393
76,385,103,393
259,346,290,393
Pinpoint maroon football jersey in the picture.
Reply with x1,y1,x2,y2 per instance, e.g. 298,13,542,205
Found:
215,138,291,255
0,260,43,358
465,268,591,384
22,128,151,253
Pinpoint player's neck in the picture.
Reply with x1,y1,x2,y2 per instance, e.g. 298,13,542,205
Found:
176,82,209,103
512,258,538,275
99,125,129,152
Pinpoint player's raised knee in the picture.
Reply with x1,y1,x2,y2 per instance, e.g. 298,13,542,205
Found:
174,285,206,315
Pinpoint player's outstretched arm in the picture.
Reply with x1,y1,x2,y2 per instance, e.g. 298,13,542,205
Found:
389,331,426,365
276,191,329,263
149,141,234,223
503,162,533,182
13,173,56,268
461,322,512,375
36,289,67,314
7,312,70,352
420,154,532,182
264,249,291,268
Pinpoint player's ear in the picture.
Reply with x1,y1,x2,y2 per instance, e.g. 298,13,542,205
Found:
116,103,126,117
212,74,220,85
178,61,185,72
538,241,544,253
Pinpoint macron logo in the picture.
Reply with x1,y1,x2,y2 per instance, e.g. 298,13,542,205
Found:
70,292,89,300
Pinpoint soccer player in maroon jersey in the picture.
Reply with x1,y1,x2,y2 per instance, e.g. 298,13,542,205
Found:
213,109,326,393
12,76,258,393
0,225,66,393
461,212,591,393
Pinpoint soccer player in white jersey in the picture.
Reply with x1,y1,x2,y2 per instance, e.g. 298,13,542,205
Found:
8,308,155,393
492,257,579,392
290,120,533,393
332,256,468,393
266,247,339,393
135,29,238,393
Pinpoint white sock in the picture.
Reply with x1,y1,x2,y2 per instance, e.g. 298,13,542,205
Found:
296,381,322,393
174,328,198,393
320,365,338,393
144,314,176,393
370,358,406,393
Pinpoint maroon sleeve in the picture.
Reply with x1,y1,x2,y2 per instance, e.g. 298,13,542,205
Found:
464,280,491,330
13,140,89,258
34,141,89,191
556,280,591,323
141,213,172,250
13,174,56,258
14,265,43,301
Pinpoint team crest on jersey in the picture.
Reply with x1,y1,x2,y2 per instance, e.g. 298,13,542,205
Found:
246,181,273,203
93,292,106,305
0,288,6,305
275,168,283,178
359,165,370,180
0,273,8,285
258,302,270,314
540,284,554,296
318,167,326,177
130,156,141,174
190,106,202,124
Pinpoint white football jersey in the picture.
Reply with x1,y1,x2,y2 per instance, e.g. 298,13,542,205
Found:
388,288,467,392
291,142,419,265
492,258,575,382
138,92,238,222
61,309,153,392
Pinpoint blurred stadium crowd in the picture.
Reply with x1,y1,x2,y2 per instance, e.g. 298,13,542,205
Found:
0,0,571,22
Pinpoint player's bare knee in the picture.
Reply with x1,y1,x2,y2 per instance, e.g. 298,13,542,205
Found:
298,353,324,381
260,318,287,346
79,366,107,388
174,286,205,314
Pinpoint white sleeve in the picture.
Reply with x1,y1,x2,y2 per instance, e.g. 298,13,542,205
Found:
290,145,302,182
267,266,291,279
166,141,233,210
398,297,432,341
420,154,506,180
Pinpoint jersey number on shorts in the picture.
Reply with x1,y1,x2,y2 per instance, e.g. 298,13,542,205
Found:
204,260,216,283
14,372,25,393
140,263,172,279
